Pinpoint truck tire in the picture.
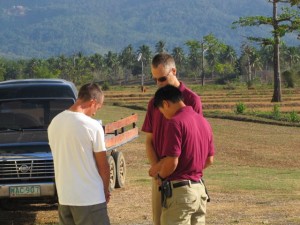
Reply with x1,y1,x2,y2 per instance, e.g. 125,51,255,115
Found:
112,151,126,188
107,155,116,191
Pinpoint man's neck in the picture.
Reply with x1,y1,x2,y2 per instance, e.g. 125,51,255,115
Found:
68,100,86,114
172,101,186,116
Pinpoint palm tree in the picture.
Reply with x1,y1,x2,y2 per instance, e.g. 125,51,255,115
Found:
89,53,105,71
105,51,120,83
221,45,237,65
204,34,226,79
281,45,300,70
155,40,167,53
172,47,185,78
120,45,136,83
137,45,152,79
185,40,201,80
259,45,274,71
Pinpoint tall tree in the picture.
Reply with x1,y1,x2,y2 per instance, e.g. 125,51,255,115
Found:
220,45,238,65
281,45,300,69
155,40,167,53
172,47,186,78
120,44,136,83
104,51,120,82
233,0,300,102
137,45,152,78
185,40,201,80
203,34,227,79
259,45,274,71
240,44,262,84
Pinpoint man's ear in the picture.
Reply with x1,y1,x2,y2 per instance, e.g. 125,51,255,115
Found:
171,67,176,75
162,100,170,108
89,99,97,107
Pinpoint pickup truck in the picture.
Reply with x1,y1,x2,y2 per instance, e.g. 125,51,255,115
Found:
0,79,138,208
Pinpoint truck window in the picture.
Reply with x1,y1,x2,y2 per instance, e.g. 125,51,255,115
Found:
0,99,74,130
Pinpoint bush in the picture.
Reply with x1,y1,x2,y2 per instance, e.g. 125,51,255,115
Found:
223,81,236,90
282,70,295,88
272,104,281,119
289,110,299,123
101,82,110,91
235,102,246,114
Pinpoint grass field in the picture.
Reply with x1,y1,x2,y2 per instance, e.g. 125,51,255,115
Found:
104,84,300,126
100,84,300,224
1,84,299,225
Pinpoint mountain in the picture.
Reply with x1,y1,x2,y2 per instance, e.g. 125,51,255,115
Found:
0,0,298,58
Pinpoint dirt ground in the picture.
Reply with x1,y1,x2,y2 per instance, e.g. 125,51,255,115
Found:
1,118,299,225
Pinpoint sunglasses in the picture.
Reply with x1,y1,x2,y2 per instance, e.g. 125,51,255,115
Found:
152,69,172,83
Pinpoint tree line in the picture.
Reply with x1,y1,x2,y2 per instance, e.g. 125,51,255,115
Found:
0,35,299,87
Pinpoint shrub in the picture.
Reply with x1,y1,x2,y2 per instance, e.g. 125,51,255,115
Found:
235,102,246,114
282,70,295,88
272,104,281,119
101,82,110,91
289,110,299,123
223,81,236,90
246,80,255,89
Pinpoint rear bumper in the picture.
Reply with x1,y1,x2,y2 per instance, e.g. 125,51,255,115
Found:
0,182,56,199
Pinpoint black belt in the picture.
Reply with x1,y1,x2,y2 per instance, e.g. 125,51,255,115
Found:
172,180,201,188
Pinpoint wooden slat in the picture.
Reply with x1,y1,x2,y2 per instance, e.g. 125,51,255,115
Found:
104,114,138,134
105,127,138,148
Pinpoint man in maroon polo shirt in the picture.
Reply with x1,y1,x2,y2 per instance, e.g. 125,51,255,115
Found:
152,85,214,225
142,53,203,225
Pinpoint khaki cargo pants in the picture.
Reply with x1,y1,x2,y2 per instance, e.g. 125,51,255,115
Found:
160,180,208,225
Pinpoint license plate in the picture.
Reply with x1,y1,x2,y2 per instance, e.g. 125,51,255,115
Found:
9,185,41,197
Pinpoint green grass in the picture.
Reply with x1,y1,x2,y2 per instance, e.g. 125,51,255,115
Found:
94,105,146,128
97,104,300,194
205,163,300,193
205,110,300,127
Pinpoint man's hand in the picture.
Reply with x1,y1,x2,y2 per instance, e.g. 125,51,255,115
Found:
148,161,161,177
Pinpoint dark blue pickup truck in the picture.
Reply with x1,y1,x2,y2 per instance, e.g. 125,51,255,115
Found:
0,79,77,207
0,79,138,208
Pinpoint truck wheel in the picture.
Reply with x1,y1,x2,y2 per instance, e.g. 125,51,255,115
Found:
107,155,116,191
112,151,126,188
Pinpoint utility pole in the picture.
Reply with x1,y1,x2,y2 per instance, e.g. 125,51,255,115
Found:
137,53,144,92
201,40,208,86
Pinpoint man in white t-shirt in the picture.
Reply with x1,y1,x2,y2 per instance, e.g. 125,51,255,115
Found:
48,83,110,225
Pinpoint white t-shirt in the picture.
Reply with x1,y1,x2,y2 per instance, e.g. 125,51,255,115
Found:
48,110,107,206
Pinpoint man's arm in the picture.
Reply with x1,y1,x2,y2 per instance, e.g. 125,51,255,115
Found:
158,156,179,179
145,132,159,166
204,156,214,169
94,151,111,203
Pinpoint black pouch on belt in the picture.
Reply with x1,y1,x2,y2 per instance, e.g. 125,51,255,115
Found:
201,178,210,202
161,180,172,208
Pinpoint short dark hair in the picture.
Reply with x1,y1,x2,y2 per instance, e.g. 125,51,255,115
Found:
152,53,175,68
153,85,183,108
78,83,103,103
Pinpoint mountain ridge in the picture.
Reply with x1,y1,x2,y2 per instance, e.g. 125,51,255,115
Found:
0,0,298,58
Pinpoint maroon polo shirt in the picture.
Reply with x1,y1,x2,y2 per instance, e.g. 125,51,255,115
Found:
142,82,202,158
162,106,215,181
